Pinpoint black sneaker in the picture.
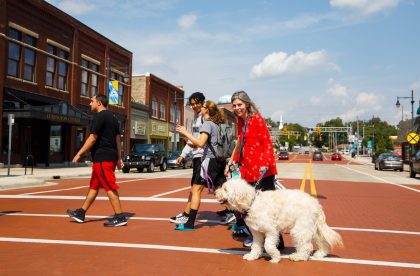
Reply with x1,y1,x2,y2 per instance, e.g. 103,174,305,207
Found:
216,208,230,216
104,214,128,227
67,208,85,223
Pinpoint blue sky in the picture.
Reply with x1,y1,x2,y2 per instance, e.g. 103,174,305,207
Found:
47,0,420,127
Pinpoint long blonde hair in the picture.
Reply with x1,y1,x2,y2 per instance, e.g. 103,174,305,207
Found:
205,100,225,125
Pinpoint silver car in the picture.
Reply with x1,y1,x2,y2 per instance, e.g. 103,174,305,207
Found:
374,153,403,171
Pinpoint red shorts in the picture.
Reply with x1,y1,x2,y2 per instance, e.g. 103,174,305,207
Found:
90,161,119,191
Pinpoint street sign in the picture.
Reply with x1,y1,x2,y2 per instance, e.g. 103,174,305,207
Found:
367,140,372,148
407,132,419,145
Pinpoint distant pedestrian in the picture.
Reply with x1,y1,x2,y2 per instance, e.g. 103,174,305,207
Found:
67,94,127,227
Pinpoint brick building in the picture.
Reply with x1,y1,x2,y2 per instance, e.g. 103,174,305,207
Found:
0,0,132,166
132,74,184,153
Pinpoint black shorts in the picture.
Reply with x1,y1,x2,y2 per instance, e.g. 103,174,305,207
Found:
192,157,226,188
206,158,227,189
191,157,206,185
249,174,275,191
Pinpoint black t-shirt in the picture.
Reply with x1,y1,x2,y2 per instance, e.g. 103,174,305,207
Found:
90,110,120,162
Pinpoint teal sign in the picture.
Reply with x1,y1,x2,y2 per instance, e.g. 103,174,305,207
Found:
367,141,372,148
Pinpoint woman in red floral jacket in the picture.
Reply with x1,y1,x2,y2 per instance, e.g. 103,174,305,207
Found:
225,90,284,249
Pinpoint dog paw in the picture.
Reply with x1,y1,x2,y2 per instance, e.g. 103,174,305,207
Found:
270,257,281,263
243,253,258,261
289,253,309,262
313,251,327,258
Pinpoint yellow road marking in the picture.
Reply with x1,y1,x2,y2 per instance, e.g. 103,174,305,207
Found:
300,162,309,191
309,159,317,197
300,160,317,197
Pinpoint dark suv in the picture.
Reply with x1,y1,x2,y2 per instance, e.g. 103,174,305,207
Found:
122,144,167,173
409,150,420,178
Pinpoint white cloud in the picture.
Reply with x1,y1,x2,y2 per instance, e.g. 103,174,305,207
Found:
327,78,348,98
250,50,340,79
178,14,197,30
47,0,96,15
330,0,400,16
137,55,164,66
310,96,321,105
356,92,381,106
410,78,420,92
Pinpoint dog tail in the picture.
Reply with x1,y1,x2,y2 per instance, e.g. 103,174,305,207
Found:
316,211,344,250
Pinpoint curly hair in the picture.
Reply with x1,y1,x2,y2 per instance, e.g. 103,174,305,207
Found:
205,100,225,125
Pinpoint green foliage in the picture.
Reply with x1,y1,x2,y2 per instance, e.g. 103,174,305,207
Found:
267,116,397,153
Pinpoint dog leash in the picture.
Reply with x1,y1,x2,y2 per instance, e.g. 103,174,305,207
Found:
253,168,267,190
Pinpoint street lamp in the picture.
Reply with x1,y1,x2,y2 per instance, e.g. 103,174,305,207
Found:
396,90,416,158
395,90,415,131
172,91,188,152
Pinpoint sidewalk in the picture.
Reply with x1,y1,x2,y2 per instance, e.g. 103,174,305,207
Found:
0,166,93,190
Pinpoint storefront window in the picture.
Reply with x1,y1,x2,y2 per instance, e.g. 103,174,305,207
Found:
50,125,62,153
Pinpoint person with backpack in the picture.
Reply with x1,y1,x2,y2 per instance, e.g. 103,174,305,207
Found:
174,100,227,231
169,92,206,225
224,90,284,249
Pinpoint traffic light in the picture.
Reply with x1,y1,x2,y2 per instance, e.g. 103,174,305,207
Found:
283,126,288,133
317,127,321,135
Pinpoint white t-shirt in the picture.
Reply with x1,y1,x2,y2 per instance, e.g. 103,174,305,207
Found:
180,113,204,158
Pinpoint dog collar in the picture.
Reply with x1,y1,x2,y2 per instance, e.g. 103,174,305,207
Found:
244,190,260,215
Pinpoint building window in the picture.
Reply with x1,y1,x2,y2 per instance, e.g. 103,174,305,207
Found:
46,45,55,87
50,125,62,153
160,102,165,120
7,28,37,82
91,63,99,96
80,58,100,97
46,44,69,91
152,97,158,118
170,105,175,122
176,106,180,123
81,59,88,96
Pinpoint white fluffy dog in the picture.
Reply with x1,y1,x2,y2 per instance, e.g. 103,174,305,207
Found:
215,178,343,263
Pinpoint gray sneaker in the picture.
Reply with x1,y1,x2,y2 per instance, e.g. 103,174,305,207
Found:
169,213,189,224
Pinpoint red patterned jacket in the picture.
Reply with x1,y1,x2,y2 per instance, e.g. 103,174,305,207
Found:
233,113,277,183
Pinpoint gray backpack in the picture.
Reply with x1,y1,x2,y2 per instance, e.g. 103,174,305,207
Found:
207,124,235,161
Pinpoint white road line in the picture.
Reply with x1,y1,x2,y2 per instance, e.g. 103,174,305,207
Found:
0,213,222,224
0,194,219,203
336,164,420,193
1,237,419,269
331,227,420,236
150,187,191,198
1,212,419,236
23,186,87,195
20,171,192,195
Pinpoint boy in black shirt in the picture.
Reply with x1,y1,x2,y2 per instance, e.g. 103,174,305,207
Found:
67,94,127,227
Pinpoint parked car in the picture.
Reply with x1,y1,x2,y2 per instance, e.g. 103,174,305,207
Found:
313,151,323,161
278,151,289,160
331,152,342,161
122,144,167,173
167,151,193,169
409,150,420,178
374,153,403,171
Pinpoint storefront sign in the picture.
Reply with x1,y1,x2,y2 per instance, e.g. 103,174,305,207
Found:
46,113,81,124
